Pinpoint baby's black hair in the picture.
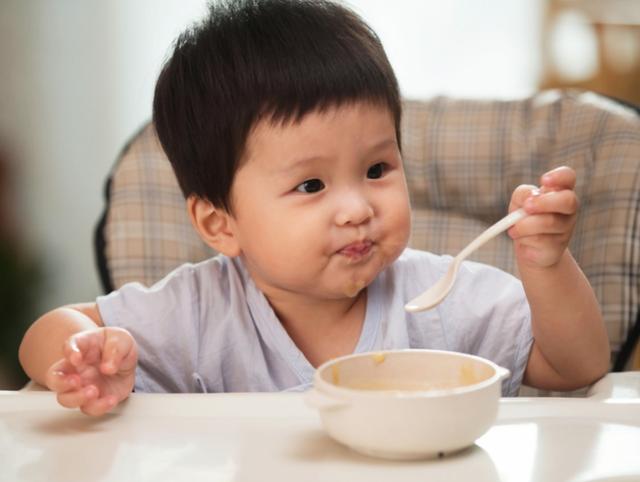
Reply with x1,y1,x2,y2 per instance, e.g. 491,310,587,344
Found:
153,0,401,211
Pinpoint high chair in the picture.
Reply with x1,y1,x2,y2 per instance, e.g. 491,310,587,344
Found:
95,90,640,391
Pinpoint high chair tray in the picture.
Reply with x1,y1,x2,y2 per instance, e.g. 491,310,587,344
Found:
1,375,639,482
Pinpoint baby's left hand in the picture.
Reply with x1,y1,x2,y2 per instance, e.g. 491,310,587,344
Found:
508,166,578,268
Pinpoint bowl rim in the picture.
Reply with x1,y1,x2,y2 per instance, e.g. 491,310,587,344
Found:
313,348,508,399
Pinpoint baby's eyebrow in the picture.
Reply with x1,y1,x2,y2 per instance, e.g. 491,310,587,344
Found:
275,137,398,174
366,137,398,153
277,155,325,174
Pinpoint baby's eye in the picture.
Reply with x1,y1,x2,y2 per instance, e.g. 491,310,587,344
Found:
367,162,387,179
295,178,325,193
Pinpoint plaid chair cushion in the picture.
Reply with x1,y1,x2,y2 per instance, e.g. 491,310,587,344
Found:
96,90,640,386
401,90,640,361
96,123,214,291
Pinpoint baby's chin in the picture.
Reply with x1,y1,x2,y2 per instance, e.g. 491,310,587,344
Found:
341,278,368,298
338,254,394,298
317,241,405,299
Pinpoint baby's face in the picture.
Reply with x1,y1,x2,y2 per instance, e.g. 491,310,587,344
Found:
227,102,411,301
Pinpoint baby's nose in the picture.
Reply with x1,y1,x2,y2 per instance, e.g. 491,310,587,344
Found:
334,192,374,226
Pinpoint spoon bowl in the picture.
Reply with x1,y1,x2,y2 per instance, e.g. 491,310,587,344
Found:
405,208,528,312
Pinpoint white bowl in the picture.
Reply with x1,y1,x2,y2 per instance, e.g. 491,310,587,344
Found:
305,349,510,460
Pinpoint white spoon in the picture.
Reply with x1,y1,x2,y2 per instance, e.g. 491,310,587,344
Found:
405,207,528,312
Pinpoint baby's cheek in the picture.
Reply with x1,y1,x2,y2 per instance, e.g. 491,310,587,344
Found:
395,198,412,240
379,241,405,271
387,211,411,256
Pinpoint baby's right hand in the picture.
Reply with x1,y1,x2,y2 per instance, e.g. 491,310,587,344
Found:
45,327,137,416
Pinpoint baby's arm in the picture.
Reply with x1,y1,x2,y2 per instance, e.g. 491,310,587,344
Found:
19,303,137,415
508,167,610,391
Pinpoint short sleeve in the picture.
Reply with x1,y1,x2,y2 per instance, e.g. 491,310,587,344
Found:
96,264,202,393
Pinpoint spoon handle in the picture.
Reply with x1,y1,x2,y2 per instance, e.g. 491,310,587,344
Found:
457,208,528,261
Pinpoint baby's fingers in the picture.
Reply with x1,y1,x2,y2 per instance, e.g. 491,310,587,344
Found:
80,394,119,417
63,330,104,368
524,189,579,216
100,328,137,375
47,372,80,394
57,384,99,409
509,184,539,212
508,214,574,242
45,363,82,393
540,166,576,190
57,383,119,416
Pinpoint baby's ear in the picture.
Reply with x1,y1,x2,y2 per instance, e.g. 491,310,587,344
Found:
187,196,241,257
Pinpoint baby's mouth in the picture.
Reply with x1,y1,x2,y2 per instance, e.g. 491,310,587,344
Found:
338,240,373,260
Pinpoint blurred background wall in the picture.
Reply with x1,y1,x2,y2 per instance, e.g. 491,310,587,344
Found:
0,0,638,388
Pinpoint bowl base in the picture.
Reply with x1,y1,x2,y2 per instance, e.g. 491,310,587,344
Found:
348,444,469,461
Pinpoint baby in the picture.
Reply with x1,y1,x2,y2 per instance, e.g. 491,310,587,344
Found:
19,0,609,416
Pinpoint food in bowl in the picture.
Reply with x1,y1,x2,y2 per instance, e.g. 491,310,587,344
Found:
305,349,510,460
332,352,487,391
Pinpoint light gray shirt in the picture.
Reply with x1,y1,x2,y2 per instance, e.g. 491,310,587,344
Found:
97,248,532,396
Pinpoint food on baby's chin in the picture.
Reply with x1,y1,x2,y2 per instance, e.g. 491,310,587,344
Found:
342,279,366,298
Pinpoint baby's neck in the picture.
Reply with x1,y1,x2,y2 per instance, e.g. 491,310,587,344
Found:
268,290,367,368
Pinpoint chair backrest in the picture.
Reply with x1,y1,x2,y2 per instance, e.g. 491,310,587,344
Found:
95,89,640,372
95,123,213,292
